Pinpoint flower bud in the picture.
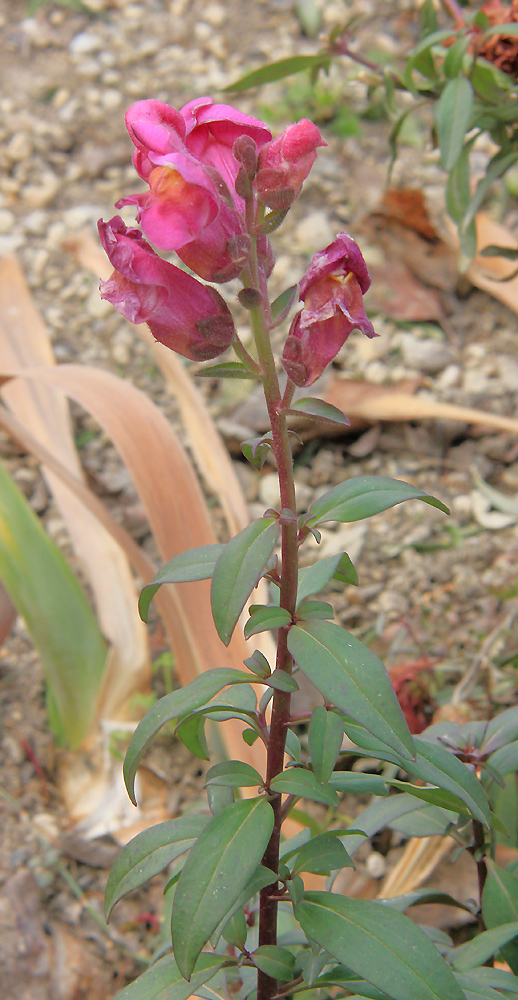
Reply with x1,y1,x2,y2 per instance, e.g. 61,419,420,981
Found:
255,119,326,210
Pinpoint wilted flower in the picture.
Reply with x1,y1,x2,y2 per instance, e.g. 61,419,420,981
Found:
282,233,376,387
255,119,326,210
98,216,235,360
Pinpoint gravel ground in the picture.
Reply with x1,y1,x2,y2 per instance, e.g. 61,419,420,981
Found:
1,1,518,997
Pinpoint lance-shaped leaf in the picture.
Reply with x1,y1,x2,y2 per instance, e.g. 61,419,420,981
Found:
211,865,277,947
386,780,470,816
194,362,257,379
482,861,518,973
436,76,474,171
309,707,344,784
271,284,298,325
329,771,389,796
252,946,296,982
139,544,226,622
304,475,449,528
244,605,292,639
340,793,435,858
413,737,490,827
288,621,415,761
457,968,518,995
297,552,358,602
124,668,252,804
296,892,466,1000
379,889,474,915
0,456,108,748
270,767,339,807
290,832,354,875
211,518,279,645
224,53,330,92
205,761,264,788
172,798,274,980
286,398,350,426
105,815,209,919
450,922,518,972
112,952,225,1000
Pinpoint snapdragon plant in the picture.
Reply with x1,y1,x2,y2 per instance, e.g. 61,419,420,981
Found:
99,97,518,1000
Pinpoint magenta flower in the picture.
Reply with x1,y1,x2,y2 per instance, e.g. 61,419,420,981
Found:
180,97,272,193
98,216,235,361
255,119,326,210
282,233,377,387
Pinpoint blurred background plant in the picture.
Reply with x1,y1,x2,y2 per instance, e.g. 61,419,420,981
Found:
228,0,518,265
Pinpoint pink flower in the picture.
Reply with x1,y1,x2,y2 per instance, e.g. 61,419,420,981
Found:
179,97,272,193
282,233,377,387
255,119,326,210
98,216,235,361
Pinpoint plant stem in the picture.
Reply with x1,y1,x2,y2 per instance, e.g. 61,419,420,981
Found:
471,818,488,936
246,244,299,1000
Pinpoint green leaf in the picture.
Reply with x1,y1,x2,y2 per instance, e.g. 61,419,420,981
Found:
175,713,210,760
104,816,208,919
270,767,339,807
207,784,234,817
450,922,518,971
139,545,226,622
211,518,279,645
464,146,518,229
482,860,518,973
296,892,466,1000
488,740,518,776
389,805,454,839
172,798,274,979
222,908,247,949
329,771,389,796
379,889,473,915
111,952,225,1000
123,669,252,805
444,35,471,78
386,780,469,815
309,706,344,783
243,649,271,678
224,54,330,92
195,362,257,379
288,621,416,761
0,457,108,748
205,760,264,788
410,29,458,60
241,435,273,470
210,865,277,947
341,794,444,858
436,77,474,171
454,972,508,1000
420,0,438,37
446,138,476,224
480,244,518,261
413,737,491,827
287,397,350,426
291,832,354,875
470,58,513,102
483,22,518,38
244,605,291,639
457,967,518,994
252,946,296,982
304,475,449,528
266,669,299,692
297,552,358,603
271,284,298,325
297,600,334,621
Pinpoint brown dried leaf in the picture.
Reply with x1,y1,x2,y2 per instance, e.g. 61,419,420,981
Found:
468,212,518,313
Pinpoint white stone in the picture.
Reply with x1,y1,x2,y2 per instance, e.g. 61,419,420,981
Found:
62,205,104,229
100,88,123,110
365,851,387,879
22,171,60,209
0,209,15,233
87,287,112,318
69,31,102,55
295,211,335,254
400,333,453,374
6,132,32,162
0,234,24,254
437,363,461,389
204,2,227,25
497,356,518,392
